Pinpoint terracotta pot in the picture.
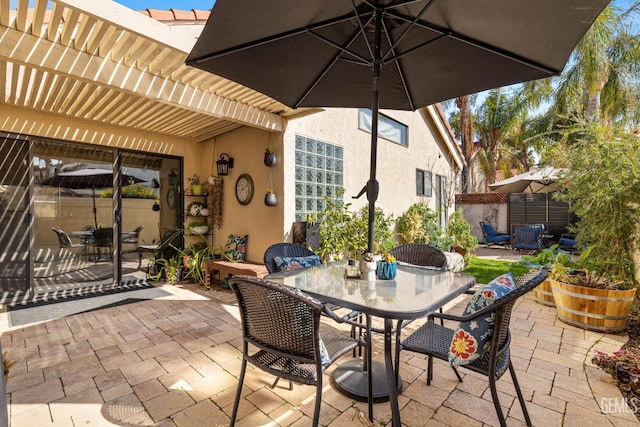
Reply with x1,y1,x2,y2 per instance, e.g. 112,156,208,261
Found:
453,246,467,257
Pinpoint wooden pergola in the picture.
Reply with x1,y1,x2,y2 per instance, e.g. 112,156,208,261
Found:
0,0,301,142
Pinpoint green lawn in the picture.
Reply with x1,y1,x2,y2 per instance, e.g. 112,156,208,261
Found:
462,256,529,285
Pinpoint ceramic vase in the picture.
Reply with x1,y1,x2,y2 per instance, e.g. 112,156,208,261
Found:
376,262,397,280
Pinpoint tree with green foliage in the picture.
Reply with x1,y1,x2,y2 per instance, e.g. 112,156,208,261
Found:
555,120,640,286
553,2,640,127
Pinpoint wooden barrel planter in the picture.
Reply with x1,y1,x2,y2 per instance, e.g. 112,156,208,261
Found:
532,278,555,307
550,279,637,333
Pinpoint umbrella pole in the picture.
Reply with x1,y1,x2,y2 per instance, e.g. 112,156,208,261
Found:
366,9,383,254
92,187,98,229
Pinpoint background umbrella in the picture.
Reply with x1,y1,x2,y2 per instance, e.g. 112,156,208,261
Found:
488,166,563,194
40,168,145,229
186,0,609,253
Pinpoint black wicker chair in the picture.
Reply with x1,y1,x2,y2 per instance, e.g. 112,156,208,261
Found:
389,243,447,270
263,242,364,358
395,270,547,427
229,276,361,427
263,242,317,274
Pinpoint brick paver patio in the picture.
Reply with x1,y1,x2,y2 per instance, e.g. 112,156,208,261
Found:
1,276,638,426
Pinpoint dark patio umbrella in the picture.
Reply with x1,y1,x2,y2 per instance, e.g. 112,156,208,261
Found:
186,0,609,252
40,168,145,229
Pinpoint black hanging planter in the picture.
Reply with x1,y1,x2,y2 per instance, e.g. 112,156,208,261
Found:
264,150,277,167
264,192,277,206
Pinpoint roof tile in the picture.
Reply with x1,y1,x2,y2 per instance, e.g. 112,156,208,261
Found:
171,8,195,21
145,9,175,21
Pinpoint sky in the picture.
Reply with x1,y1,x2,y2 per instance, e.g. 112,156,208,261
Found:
8,1,215,11
112,0,214,10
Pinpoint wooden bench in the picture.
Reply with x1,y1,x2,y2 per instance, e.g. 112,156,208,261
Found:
204,259,269,288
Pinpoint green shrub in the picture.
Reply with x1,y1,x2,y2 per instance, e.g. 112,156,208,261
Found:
100,184,158,199
397,203,452,251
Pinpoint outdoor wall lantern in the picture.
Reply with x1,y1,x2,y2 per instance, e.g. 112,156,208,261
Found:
216,153,235,176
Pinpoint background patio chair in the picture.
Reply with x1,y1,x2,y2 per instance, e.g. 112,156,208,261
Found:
395,269,548,427
89,227,113,262
51,227,85,258
479,221,511,248
512,224,544,252
263,242,318,273
558,233,578,252
390,243,447,325
389,243,447,270
122,225,144,245
228,276,361,427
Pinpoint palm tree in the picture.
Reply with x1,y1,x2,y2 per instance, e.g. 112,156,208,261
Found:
474,88,537,190
455,95,476,193
553,2,640,126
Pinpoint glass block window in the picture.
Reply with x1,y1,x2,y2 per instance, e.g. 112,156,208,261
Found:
416,169,432,196
295,134,344,221
358,109,408,146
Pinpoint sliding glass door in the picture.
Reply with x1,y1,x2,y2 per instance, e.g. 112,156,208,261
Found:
0,134,30,296
33,141,115,291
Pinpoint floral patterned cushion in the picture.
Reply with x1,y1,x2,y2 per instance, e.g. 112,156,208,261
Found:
274,255,321,272
224,234,248,261
448,272,516,367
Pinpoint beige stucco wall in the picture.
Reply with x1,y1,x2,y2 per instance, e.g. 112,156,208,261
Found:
283,108,460,225
200,127,285,262
3,103,460,265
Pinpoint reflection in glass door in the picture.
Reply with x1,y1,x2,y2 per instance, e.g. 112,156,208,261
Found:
0,134,30,296
121,153,182,283
33,141,114,292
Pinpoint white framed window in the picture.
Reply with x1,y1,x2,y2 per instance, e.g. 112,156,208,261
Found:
416,169,432,196
358,109,408,146
295,135,344,222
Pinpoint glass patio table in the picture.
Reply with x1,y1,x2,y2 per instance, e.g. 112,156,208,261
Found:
266,260,476,426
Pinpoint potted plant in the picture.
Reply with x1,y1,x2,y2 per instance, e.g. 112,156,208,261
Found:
549,247,636,333
518,244,573,307
376,252,397,280
264,147,277,167
448,209,478,258
549,123,640,333
179,235,227,287
188,221,209,235
187,201,205,216
360,252,378,281
153,256,182,285
264,189,277,206
188,174,203,195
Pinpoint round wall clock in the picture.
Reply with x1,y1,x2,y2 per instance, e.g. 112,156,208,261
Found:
235,174,254,205
166,187,178,209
